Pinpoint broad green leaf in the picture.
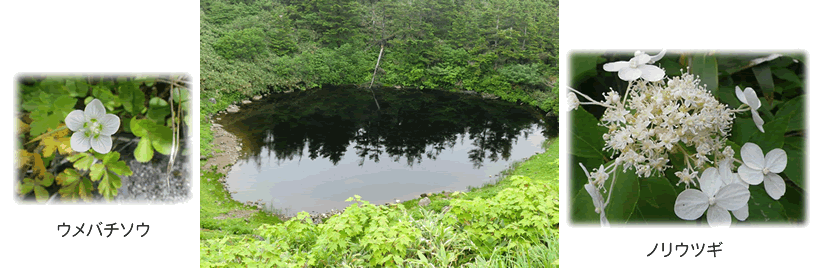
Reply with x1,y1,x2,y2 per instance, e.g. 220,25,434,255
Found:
147,124,173,155
20,180,34,195
745,186,787,223
570,54,599,85
172,87,190,104
131,119,148,137
40,173,54,187
147,106,171,124
729,118,758,145
34,185,49,202
604,166,640,223
748,116,789,150
56,168,80,186
629,176,679,223
774,96,803,131
782,136,803,190
135,136,154,162
149,97,169,107
689,53,718,97
106,156,133,176
119,83,146,114
752,64,775,101
772,67,802,85
89,163,105,182
54,95,77,113
69,153,94,171
778,184,804,222
570,108,610,160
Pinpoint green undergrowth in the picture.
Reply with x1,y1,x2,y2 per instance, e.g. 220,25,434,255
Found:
200,136,559,267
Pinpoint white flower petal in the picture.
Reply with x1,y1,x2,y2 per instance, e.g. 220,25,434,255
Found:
752,110,765,133
732,203,749,221
91,135,113,154
648,49,666,64
65,110,86,131
585,183,603,211
764,173,786,200
70,131,91,152
602,61,629,72
634,53,651,66
99,114,121,136
567,92,579,111
737,165,764,185
718,159,733,185
618,67,642,81
84,98,106,120
743,87,761,110
674,189,709,220
638,65,665,82
714,183,750,211
699,167,721,196
600,212,610,227
740,143,764,170
735,86,748,105
764,149,787,173
706,205,732,228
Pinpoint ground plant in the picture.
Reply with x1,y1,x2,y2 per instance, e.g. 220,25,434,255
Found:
569,50,805,226
15,75,189,202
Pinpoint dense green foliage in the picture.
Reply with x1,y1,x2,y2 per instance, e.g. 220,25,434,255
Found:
570,52,805,224
201,0,558,113
16,76,189,202
200,137,559,267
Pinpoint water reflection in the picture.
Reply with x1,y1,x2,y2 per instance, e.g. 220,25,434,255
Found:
220,86,549,169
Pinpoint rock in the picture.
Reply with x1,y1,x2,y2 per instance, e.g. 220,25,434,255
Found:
208,98,216,104
252,95,262,100
394,85,402,89
418,197,431,207
241,99,252,105
420,193,427,198
226,105,239,113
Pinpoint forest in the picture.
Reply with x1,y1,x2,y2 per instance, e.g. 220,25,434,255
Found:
201,0,559,113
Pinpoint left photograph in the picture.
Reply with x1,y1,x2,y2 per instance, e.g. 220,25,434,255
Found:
14,74,191,203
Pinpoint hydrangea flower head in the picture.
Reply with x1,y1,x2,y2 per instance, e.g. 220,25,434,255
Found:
65,99,120,154
602,50,666,82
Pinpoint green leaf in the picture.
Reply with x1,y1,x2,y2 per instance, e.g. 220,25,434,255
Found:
570,108,610,160
98,171,122,201
604,166,640,223
89,163,105,182
772,67,802,85
730,118,758,145
69,153,95,171
570,54,598,85
20,180,34,195
40,173,54,187
148,124,173,155
629,176,680,223
748,115,789,150
778,184,804,222
774,96,803,131
147,106,171,123
135,136,154,162
105,155,133,176
55,168,80,186
119,83,146,114
745,186,787,223
689,53,718,97
782,136,803,190
34,185,49,202
54,95,77,114
752,64,775,99
130,119,147,137
172,87,190,104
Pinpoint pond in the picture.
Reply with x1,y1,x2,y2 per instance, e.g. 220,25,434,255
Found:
217,86,555,215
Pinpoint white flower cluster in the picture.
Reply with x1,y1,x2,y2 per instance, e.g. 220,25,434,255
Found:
598,72,735,184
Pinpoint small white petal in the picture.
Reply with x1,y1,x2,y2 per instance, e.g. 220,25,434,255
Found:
618,67,642,81
648,49,666,64
764,173,786,200
84,98,106,120
752,110,765,133
735,86,748,105
674,189,709,220
714,183,750,211
764,149,787,173
718,159,733,185
603,61,629,72
633,53,651,66
699,167,721,196
91,135,113,154
737,165,764,185
731,204,749,221
70,131,91,152
706,205,732,228
99,114,121,136
585,183,603,211
65,110,86,131
740,143,764,170
638,65,665,81
743,87,761,110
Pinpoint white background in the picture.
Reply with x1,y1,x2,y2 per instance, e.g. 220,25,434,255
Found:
2,0,812,267
1,1,199,267
560,1,812,267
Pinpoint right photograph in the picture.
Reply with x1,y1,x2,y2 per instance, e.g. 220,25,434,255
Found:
568,50,806,227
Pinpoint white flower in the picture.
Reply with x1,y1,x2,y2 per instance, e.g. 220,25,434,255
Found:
718,158,749,221
737,142,787,200
603,50,666,81
735,86,764,132
65,99,120,154
567,92,579,111
580,163,609,227
674,167,750,227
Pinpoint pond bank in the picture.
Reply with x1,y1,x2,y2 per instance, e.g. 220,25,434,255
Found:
199,89,557,239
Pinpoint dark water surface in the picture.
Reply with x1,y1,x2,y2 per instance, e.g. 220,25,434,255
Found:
218,86,554,215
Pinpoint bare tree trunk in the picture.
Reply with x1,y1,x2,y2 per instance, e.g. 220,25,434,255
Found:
368,44,384,110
